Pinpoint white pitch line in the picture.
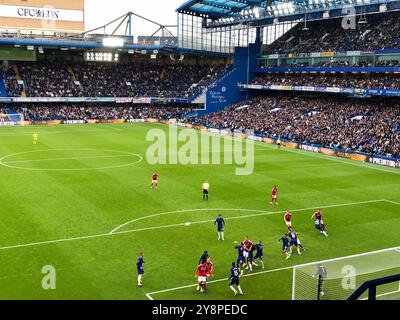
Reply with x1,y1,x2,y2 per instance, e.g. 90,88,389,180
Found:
145,266,293,299
109,208,269,234
4,154,135,164
360,289,400,300
383,199,400,206
109,199,386,234
0,199,388,251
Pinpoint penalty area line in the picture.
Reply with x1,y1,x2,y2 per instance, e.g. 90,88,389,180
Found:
0,199,387,251
145,266,293,300
109,199,386,234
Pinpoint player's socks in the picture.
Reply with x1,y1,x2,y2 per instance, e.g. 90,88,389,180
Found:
248,263,253,271
323,231,328,237
230,286,237,295
297,247,301,254
221,232,224,240
237,286,243,295
260,261,265,269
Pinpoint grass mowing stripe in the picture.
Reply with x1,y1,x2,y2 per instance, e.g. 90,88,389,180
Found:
0,199,386,251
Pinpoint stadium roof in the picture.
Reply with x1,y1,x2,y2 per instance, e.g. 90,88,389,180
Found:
178,0,400,21
177,0,266,19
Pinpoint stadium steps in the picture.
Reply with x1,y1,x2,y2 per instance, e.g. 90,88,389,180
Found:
0,73,7,97
160,67,166,80
68,66,83,96
12,64,26,97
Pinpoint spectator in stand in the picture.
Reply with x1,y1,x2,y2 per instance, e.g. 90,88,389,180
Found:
252,73,400,90
1,61,230,99
13,105,191,122
189,94,400,159
265,11,400,54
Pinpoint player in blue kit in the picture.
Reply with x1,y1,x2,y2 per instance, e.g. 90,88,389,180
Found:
288,230,302,255
136,252,145,287
247,245,255,271
214,214,225,240
199,250,209,265
253,241,265,269
278,234,291,259
312,210,329,237
228,262,243,296
234,241,244,267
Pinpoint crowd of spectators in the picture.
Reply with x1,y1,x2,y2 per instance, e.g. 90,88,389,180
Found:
260,59,400,68
252,73,400,90
13,104,191,121
190,94,400,158
1,62,229,98
266,11,400,54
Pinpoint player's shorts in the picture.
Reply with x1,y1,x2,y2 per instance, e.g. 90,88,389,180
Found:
217,227,223,232
198,276,207,283
243,251,249,258
290,240,298,246
285,221,292,228
254,252,263,260
297,238,301,245
236,257,243,266
229,278,239,286
315,223,322,231
282,245,288,252
203,189,208,195
137,267,144,275
152,179,158,184
271,195,277,199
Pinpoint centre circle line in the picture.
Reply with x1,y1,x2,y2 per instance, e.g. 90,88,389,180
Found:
0,148,143,171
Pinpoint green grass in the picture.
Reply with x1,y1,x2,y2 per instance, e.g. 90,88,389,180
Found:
0,122,399,300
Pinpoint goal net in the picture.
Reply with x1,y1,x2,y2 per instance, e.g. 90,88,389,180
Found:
292,246,400,300
0,112,25,126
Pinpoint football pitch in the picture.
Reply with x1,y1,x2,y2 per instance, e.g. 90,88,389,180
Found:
0,122,399,300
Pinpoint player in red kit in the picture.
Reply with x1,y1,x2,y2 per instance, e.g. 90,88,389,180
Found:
284,211,293,231
205,257,214,277
195,263,208,293
311,209,323,221
150,172,159,189
242,236,254,270
270,185,278,205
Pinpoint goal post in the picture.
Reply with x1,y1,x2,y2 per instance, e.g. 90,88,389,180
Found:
292,246,400,300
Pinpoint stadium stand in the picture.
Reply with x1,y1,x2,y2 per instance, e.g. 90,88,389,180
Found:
12,105,192,121
189,94,400,158
251,73,400,90
1,61,229,98
265,11,400,54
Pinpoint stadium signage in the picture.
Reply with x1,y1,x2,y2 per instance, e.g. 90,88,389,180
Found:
0,5,84,22
0,121,15,127
63,120,84,125
184,124,399,170
299,144,319,153
127,119,145,123
368,157,398,168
